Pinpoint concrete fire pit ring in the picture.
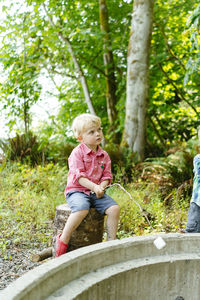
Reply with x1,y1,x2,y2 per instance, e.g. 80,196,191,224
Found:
1,233,200,300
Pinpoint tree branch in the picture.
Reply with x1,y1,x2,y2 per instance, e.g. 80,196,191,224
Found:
155,22,186,70
78,52,106,77
44,65,78,80
158,62,199,115
42,3,96,115
148,116,166,147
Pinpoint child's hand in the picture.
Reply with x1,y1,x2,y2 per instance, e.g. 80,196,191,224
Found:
93,184,105,198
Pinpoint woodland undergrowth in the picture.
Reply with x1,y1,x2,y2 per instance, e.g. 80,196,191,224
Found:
0,144,193,260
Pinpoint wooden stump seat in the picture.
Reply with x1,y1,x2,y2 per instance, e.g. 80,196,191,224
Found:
32,204,105,262
53,203,105,252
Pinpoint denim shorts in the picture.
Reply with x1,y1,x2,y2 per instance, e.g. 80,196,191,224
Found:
185,202,200,233
66,191,118,215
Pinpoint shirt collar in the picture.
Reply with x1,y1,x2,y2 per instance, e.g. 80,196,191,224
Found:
81,143,104,156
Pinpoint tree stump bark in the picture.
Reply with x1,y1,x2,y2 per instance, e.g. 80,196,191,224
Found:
32,204,105,261
53,203,105,253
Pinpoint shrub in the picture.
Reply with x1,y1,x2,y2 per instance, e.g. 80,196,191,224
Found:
44,139,76,165
105,144,138,183
136,139,198,202
0,132,44,165
107,183,189,239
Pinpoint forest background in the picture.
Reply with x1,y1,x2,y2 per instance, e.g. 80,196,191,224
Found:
1,0,200,260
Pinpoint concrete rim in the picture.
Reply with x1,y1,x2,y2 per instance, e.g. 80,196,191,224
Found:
1,233,200,300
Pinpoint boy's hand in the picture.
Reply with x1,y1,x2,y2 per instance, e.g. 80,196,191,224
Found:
93,184,105,198
100,181,109,190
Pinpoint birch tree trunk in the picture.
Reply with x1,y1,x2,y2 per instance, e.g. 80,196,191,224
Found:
99,0,118,124
122,0,154,161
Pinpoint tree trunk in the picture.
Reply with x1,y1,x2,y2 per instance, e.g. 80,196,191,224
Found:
122,0,154,161
99,0,118,125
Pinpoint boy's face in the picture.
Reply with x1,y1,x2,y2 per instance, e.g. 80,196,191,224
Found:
78,125,103,151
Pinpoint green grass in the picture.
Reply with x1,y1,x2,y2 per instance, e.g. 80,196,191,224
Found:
107,182,189,238
0,162,190,259
0,162,68,258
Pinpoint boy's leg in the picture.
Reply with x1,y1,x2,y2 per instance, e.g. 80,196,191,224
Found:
105,205,120,240
55,210,89,257
185,202,200,233
55,191,91,257
91,192,120,241
60,209,89,244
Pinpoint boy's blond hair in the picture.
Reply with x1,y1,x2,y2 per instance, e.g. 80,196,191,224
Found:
72,113,101,138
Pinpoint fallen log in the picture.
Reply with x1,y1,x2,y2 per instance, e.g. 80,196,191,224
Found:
32,247,53,262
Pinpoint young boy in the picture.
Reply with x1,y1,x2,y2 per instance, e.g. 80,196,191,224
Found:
185,129,200,233
55,113,120,257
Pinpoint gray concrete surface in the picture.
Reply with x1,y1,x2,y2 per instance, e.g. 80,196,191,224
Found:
1,233,200,300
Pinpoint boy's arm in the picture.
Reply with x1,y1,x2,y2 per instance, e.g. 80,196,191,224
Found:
78,177,96,192
100,179,110,190
78,177,104,198
100,153,112,184
68,149,88,183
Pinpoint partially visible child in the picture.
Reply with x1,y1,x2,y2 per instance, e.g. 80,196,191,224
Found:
55,113,120,256
185,129,200,233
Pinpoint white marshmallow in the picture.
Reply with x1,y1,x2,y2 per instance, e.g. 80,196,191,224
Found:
153,236,166,250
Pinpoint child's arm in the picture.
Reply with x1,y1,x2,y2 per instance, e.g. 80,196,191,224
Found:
78,177,105,198
78,177,96,192
99,153,112,186
100,179,110,190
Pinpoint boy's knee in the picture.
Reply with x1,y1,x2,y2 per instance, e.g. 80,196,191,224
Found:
79,209,89,216
73,209,89,218
105,205,120,216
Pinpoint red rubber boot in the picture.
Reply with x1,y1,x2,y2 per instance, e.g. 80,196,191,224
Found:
55,234,68,257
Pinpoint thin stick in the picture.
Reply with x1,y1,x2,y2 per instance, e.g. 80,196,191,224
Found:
108,183,153,229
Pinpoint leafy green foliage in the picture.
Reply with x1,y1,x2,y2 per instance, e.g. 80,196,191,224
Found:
0,0,200,157
0,162,68,257
105,144,138,183
149,0,200,151
184,3,200,85
107,183,189,238
138,137,200,202
0,5,42,132
0,0,132,140
44,140,76,165
0,132,45,165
